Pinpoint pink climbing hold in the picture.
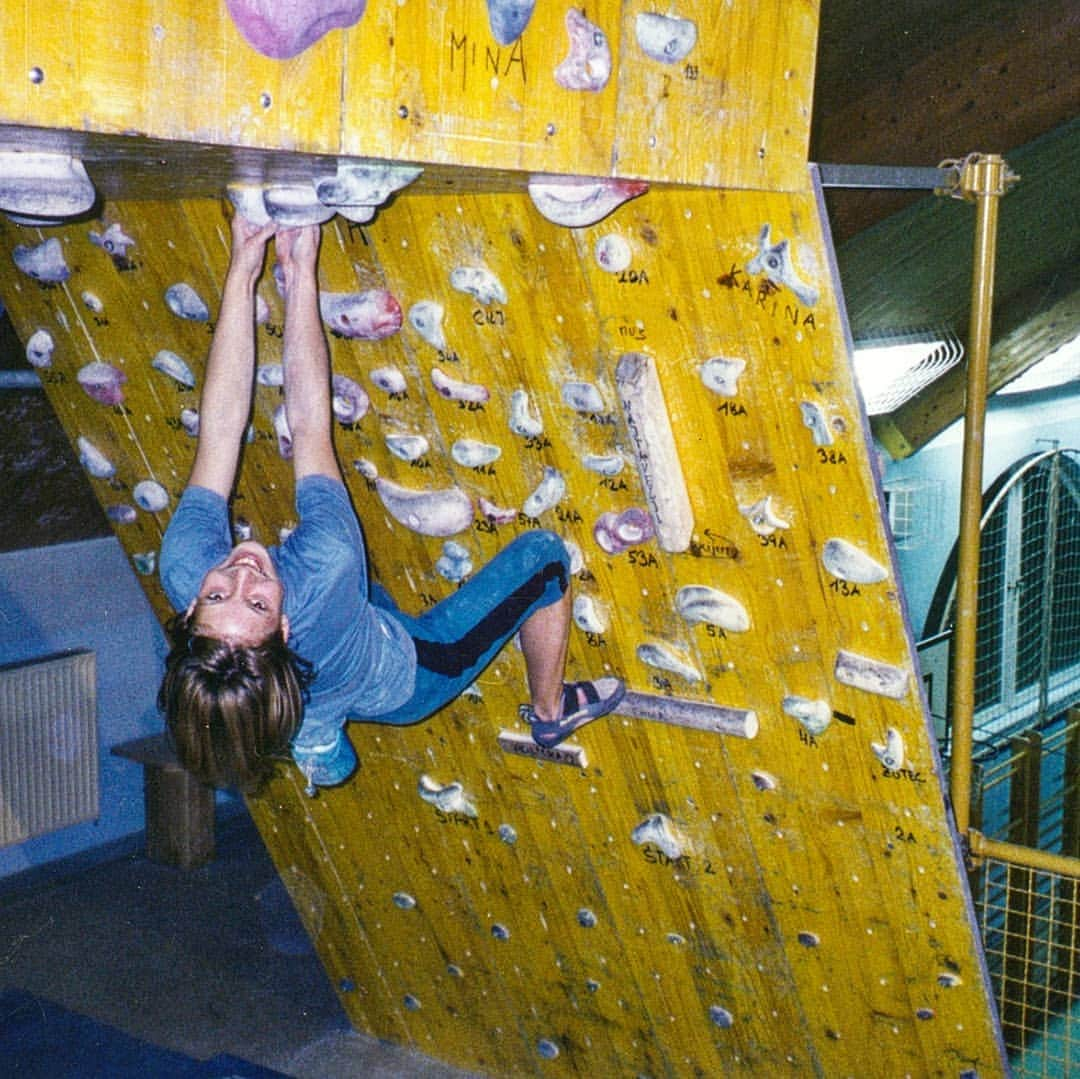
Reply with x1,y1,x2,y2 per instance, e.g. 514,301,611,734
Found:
225,0,368,60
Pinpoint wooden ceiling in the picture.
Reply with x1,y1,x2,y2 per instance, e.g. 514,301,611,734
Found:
812,0,1080,454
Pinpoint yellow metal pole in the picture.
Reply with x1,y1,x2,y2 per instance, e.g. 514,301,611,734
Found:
948,154,1014,838
969,829,1080,880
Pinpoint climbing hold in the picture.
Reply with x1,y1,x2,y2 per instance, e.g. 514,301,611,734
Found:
224,0,368,60
478,496,518,525
449,266,507,305
331,374,370,424
262,184,337,226
435,540,473,582
375,478,474,537
581,452,625,477
25,329,54,369
132,552,156,576
738,496,790,536
106,504,137,525
593,507,654,554
165,283,210,322
431,367,490,404
273,404,293,459
636,641,702,683
675,585,750,633
835,650,909,700
528,176,648,228
133,480,169,513
179,409,200,438
708,1005,734,1029
320,289,402,340
313,160,422,218
77,437,115,480
635,12,698,64
77,361,127,406
385,433,428,463
407,301,448,352
782,696,832,736
751,771,778,791
485,0,536,45
392,892,417,910
870,727,905,771
572,595,608,634
152,350,196,390
821,538,888,585
631,812,686,860
522,466,566,518
536,1038,560,1059
88,223,135,261
698,356,746,397
576,908,597,928
451,439,501,468
594,234,632,273
13,237,70,283
508,388,543,438
369,365,408,396
561,380,606,413
418,774,477,817
227,185,271,226
747,224,819,306
256,364,284,387
0,152,95,223
799,401,833,446
554,8,612,92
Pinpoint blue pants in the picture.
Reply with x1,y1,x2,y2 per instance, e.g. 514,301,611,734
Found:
368,530,570,725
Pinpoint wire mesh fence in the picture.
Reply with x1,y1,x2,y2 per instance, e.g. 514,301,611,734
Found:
975,857,1080,1077
970,710,1080,1075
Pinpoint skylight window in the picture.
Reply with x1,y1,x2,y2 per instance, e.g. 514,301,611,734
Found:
852,331,963,415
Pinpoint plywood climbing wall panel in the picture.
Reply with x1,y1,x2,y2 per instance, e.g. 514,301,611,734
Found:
0,0,816,190
0,181,1006,1074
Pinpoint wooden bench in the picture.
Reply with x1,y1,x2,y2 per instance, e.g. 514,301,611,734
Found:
112,734,215,869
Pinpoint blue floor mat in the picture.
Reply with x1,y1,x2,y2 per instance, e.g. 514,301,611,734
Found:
0,989,290,1078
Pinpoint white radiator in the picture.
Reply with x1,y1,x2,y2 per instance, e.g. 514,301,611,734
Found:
0,650,98,848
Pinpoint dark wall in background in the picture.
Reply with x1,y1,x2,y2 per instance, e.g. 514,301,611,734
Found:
0,311,109,552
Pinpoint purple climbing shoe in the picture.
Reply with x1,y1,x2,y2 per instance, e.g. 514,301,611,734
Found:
521,678,626,748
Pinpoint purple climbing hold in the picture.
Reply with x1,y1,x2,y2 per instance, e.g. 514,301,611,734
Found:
225,0,368,60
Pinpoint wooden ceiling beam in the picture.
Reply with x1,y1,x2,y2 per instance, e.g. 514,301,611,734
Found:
813,0,1080,245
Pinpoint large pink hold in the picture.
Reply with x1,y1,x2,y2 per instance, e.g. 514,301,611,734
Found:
225,0,367,59
319,288,403,340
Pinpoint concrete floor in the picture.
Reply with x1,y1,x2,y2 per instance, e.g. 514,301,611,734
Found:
0,808,481,1078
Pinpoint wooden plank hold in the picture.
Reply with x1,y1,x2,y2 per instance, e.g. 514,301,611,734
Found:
615,351,694,553
496,730,589,768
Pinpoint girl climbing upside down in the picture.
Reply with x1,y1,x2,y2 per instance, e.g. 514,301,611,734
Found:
157,211,624,793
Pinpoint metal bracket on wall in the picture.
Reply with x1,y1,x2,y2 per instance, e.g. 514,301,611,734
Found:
816,163,954,190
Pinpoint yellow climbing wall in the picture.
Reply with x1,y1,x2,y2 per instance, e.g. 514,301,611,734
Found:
0,1,1007,1075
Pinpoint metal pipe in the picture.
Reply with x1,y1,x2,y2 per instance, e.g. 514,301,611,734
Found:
969,829,1080,880
0,370,42,389
816,162,954,190
949,154,1012,837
